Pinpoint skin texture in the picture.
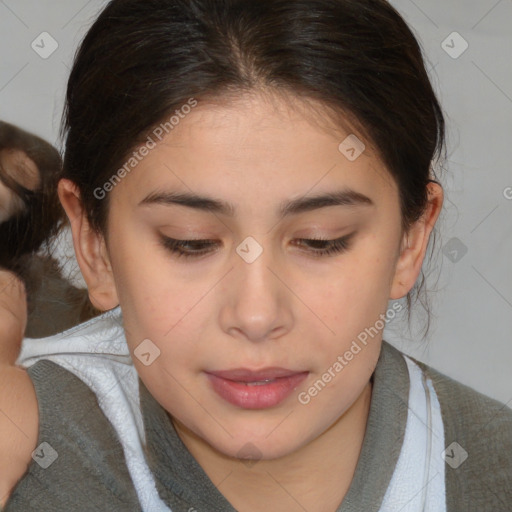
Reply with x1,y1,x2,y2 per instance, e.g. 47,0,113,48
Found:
0,270,38,507
0,91,443,511
0,150,42,506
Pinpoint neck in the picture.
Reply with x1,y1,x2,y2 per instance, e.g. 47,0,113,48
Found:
172,378,373,512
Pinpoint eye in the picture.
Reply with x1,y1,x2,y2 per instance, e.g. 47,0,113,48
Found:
291,234,354,257
159,237,219,258
159,233,355,259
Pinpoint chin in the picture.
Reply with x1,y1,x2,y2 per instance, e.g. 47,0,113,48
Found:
203,421,310,463
219,437,299,463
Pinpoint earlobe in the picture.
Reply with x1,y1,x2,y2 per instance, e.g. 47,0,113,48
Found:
57,179,119,311
390,182,443,300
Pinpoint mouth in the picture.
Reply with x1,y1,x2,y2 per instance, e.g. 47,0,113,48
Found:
205,367,309,410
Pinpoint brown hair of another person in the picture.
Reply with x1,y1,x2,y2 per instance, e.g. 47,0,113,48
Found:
0,120,99,337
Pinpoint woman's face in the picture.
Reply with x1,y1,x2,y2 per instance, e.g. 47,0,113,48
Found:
103,92,407,460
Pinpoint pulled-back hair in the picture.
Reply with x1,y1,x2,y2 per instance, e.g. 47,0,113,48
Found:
60,0,446,330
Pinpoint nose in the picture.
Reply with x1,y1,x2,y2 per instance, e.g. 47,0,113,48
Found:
218,241,293,343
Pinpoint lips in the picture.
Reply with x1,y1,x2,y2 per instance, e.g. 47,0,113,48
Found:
209,367,304,381
206,367,309,409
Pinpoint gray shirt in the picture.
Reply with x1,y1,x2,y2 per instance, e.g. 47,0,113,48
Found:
4,341,512,511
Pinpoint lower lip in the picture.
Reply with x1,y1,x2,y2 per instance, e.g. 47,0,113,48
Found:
206,372,309,409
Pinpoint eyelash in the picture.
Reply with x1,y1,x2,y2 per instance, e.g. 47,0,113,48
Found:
159,234,354,259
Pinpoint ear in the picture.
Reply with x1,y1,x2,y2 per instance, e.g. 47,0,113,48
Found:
390,181,443,300
57,179,119,311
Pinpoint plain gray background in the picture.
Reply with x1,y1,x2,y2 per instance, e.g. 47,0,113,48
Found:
0,0,511,404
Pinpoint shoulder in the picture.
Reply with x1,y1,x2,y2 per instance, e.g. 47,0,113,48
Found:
0,365,38,509
4,359,140,512
410,354,512,442
406,352,512,509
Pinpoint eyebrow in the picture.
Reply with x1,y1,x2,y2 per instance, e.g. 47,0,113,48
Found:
138,188,374,219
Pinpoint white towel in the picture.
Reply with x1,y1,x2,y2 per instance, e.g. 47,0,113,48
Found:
17,306,170,512
379,356,446,511
17,307,446,511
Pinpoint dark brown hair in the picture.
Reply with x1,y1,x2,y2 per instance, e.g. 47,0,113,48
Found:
0,120,62,274
60,0,446,329
0,120,98,336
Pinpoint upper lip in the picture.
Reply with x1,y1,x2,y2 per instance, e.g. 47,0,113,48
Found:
206,367,308,382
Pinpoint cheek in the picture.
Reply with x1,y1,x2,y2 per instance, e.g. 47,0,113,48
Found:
107,229,209,368
107,224,166,336
296,236,399,393
113,260,194,344
310,235,399,326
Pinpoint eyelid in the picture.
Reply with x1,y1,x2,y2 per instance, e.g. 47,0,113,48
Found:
158,232,356,259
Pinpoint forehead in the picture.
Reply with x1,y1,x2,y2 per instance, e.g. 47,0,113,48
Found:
110,91,398,212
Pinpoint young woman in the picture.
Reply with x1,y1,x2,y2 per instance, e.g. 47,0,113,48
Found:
1,0,511,511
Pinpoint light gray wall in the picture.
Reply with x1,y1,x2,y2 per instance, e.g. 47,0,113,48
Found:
1,0,511,404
